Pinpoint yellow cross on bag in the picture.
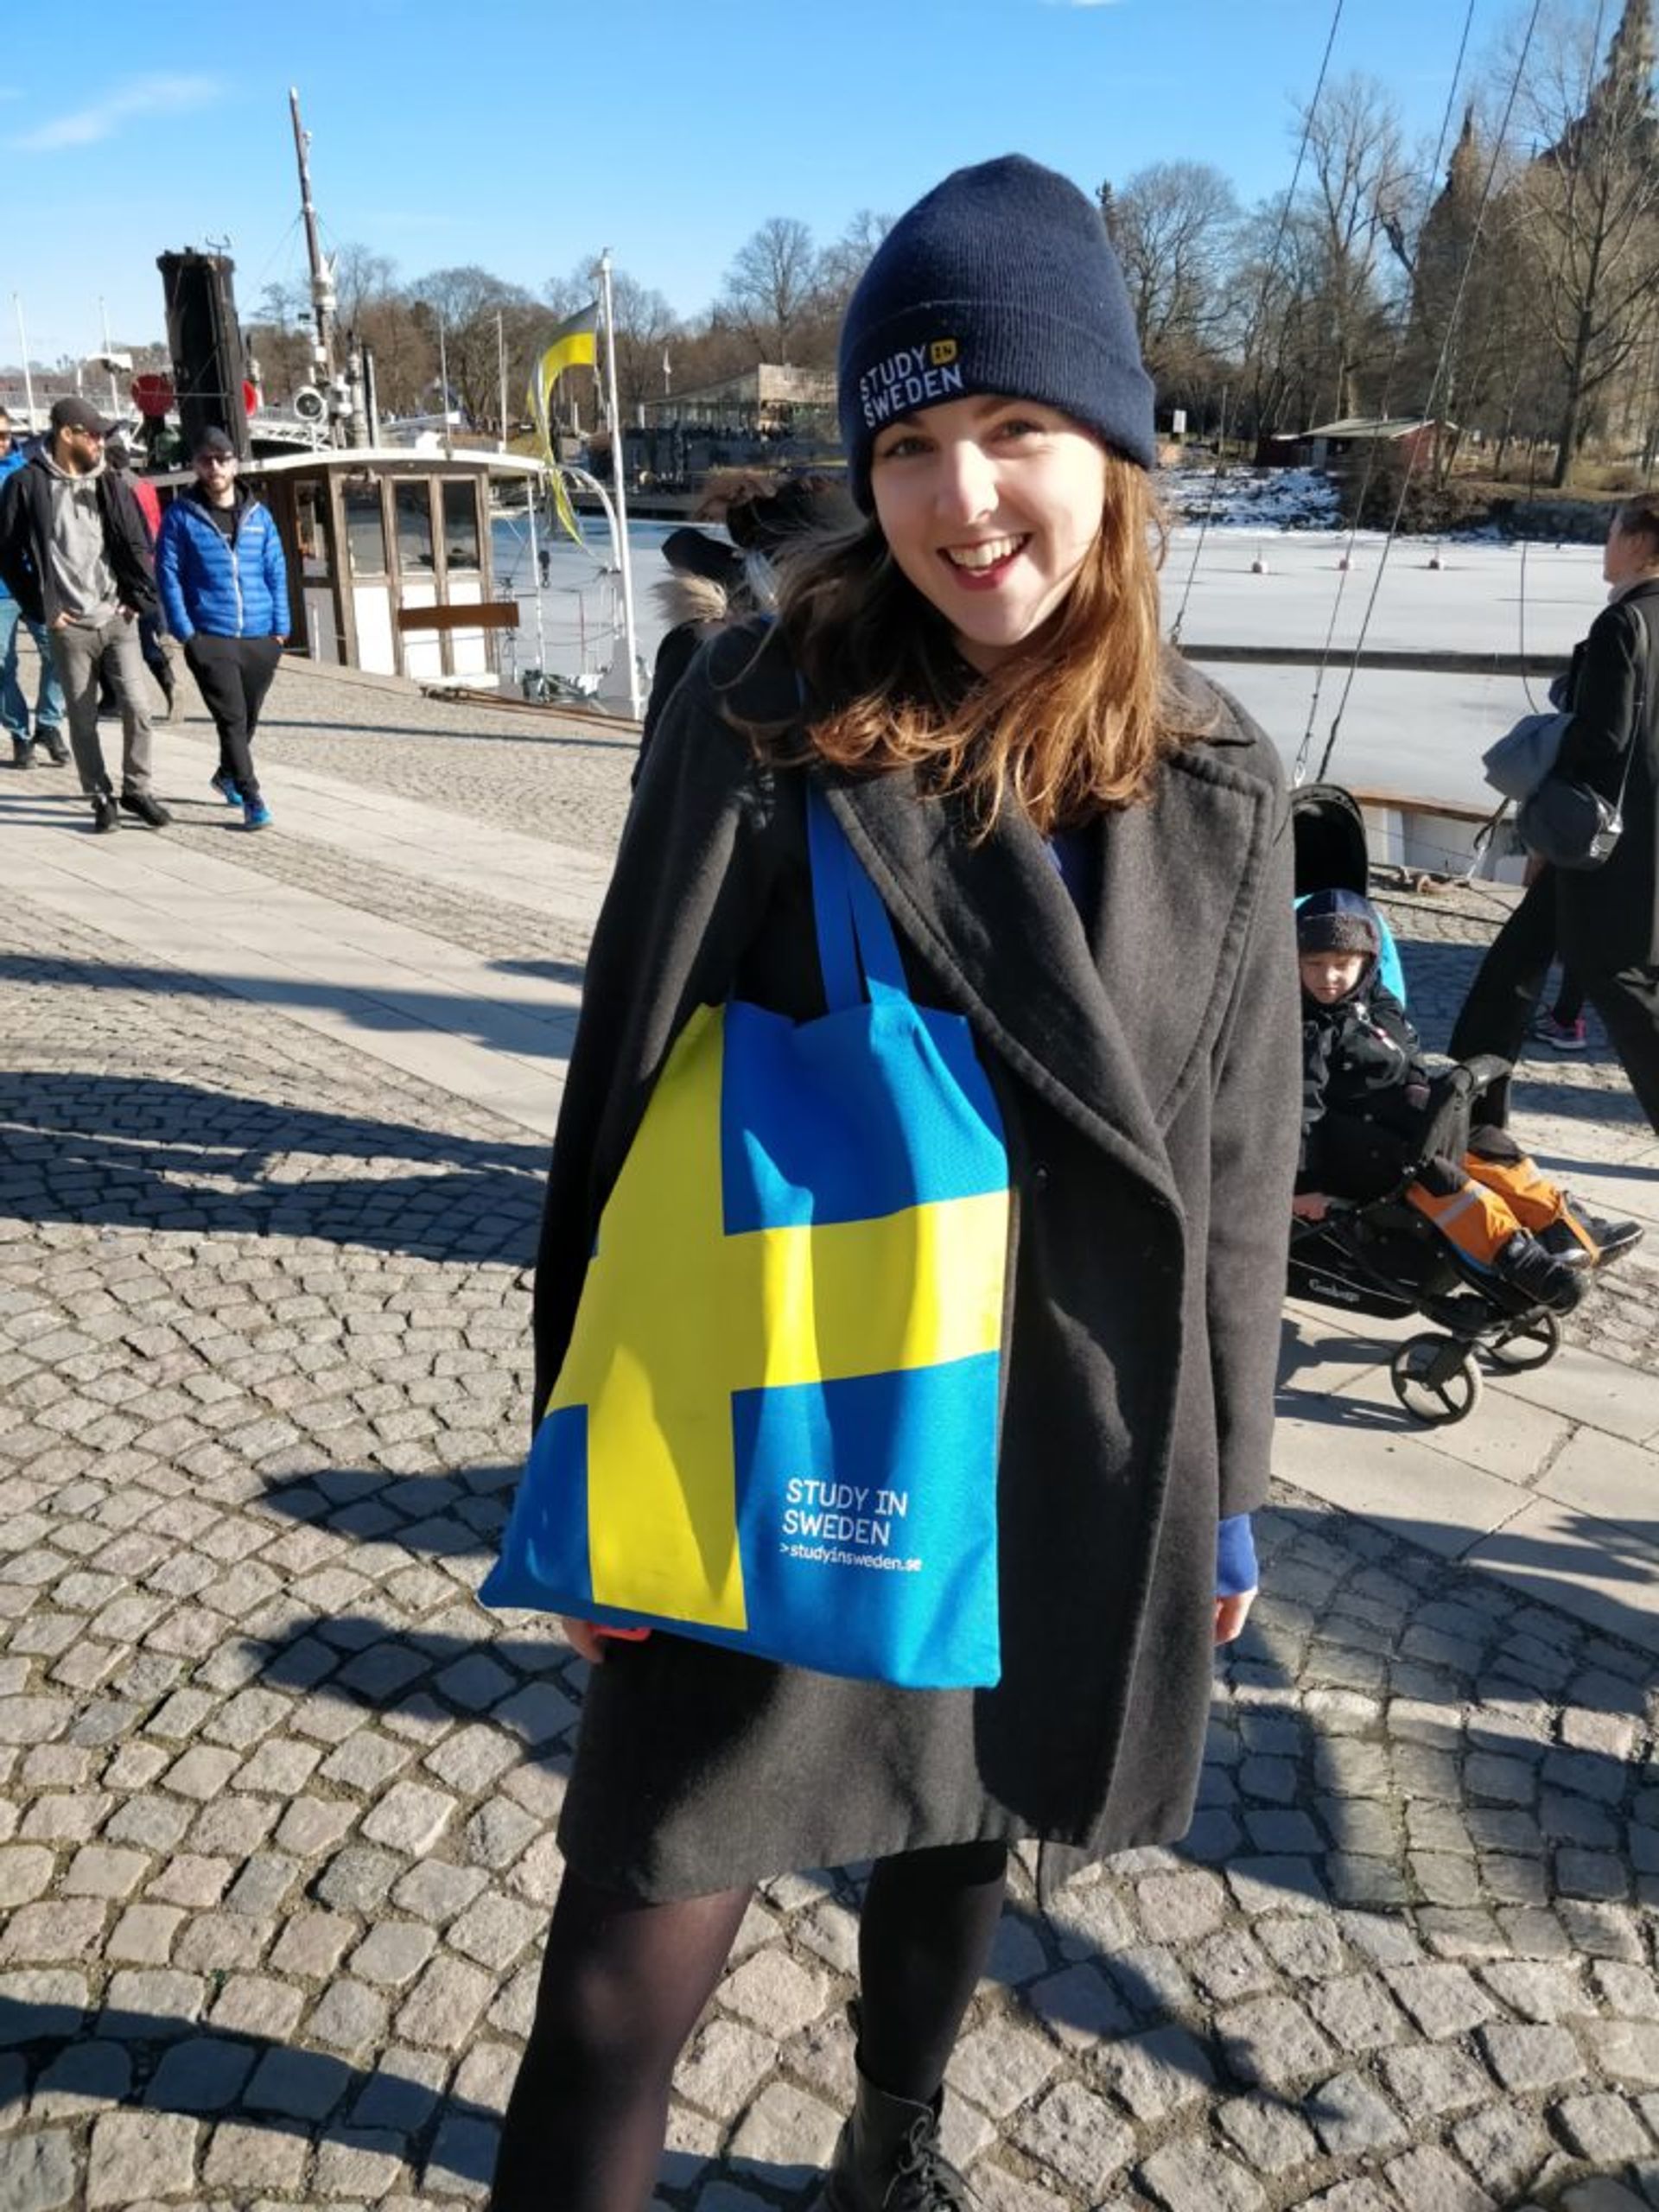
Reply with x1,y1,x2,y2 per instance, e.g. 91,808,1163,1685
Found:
556,1001,1009,1632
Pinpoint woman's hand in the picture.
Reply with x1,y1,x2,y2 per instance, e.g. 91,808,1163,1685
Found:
1291,1191,1331,1221
559,1617,610,1665
1214,1590,1257,1644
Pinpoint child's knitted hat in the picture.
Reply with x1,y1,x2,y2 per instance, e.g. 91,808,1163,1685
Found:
1297,890,1381,958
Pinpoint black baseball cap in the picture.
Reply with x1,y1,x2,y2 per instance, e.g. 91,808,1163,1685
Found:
193,427,237,460
50,395,115,437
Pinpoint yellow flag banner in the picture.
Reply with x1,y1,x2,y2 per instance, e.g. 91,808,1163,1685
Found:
528,303,600,545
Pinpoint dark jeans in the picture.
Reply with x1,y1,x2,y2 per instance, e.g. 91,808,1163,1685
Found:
1580,966,1659,1132
183,633,282,804
1447,872,1557,1127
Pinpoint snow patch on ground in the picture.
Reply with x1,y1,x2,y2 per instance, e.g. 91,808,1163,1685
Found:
1161,464,1343,531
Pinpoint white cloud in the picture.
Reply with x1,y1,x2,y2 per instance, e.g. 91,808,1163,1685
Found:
10,73,221,152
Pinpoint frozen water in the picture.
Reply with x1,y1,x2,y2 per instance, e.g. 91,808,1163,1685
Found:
1167,528,1607,806
493,501,1613,810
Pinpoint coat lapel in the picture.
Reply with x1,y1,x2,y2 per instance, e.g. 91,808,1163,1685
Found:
826,720,1276,1217
828,772,1181,1211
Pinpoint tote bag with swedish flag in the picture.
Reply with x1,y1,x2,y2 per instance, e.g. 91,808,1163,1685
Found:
481,788,1009,1688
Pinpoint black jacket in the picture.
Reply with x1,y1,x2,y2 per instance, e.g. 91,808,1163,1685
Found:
0,449,157,626
528,621,1300,1898
1555,578,1659,971
1300,973,1426,1166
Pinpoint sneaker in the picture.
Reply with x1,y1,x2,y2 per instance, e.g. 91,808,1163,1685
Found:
1544,1208,1645,1269
1532,1012,1588,1052
35,727,68,766
1494,1230,1585,1314
118,791,172,830
209,769,241,805
10,736,32,770
243,798,272,831
92,793,119,833
1538,1221,1594,1268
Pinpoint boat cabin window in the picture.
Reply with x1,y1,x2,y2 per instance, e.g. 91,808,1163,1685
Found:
344,476,388,577
296,482,330,582
395,480,435,574
442,479,481,572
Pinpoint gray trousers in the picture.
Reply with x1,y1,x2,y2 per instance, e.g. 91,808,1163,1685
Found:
47,613,154,798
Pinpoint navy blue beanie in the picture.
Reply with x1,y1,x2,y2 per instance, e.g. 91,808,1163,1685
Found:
837,154,1156,512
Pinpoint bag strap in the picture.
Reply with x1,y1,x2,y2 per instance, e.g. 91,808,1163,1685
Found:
806,785,910,1011
1612,605,1651,817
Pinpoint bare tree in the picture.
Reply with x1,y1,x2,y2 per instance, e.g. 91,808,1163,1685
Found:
816,209,894,319
1507,0,1659,483
610,273,679,416
721,217,821,362
410,265,538,432
245,279,312,400
1297,73,1414,422
1100,162,1241,391
331,243,400,334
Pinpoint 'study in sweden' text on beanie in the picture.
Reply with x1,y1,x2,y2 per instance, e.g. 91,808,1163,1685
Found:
836,153,1157,511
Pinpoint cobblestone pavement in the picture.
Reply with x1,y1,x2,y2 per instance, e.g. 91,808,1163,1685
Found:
3,676,1659,2211
219,663,640,860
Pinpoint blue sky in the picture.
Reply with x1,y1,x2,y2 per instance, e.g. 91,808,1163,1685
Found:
5,0,1511,368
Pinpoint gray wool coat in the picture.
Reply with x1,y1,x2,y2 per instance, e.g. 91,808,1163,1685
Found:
528,624,1301,1900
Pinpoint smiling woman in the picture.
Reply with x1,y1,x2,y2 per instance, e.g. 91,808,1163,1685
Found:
486,153,1300,2212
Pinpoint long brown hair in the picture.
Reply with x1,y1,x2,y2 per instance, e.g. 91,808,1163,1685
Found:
736,451,1206,836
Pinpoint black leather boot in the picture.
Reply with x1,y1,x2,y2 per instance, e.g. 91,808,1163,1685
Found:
816,2049,975,2210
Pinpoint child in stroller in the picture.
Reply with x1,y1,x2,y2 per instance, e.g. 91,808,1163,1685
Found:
1284,785,1643,1421
1295,888,1640,1297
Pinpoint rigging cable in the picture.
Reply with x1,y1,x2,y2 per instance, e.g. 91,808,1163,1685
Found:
1515,0,1607,715
1291,0,1479,782
1167,0,1346,646
1313,0,1547,783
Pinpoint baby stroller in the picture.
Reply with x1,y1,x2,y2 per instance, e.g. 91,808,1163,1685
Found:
1287,784,1566,1427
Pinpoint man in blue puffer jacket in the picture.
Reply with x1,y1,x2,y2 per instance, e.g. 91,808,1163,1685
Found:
156,427,288,829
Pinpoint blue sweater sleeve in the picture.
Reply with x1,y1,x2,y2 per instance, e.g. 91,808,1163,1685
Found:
1216,1514,1258,1597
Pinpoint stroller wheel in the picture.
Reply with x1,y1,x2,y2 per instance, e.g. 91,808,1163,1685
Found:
1390,1334,1483,1425
1485,1310,1562,1373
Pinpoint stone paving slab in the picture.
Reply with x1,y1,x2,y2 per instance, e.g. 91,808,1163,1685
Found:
1,669,1657,2209
4,770,582,1141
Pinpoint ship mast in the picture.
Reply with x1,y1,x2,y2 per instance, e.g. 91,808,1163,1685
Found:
289,86,343,441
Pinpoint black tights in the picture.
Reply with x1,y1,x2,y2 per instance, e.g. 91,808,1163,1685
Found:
489,1838,1010,2212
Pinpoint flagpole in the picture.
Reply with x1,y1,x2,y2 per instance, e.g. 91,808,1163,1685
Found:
13,296,35,430
437,314,453,459
598,249,642,719
527,467,550,680
497,311,508,454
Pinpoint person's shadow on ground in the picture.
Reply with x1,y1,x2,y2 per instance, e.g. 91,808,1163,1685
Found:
0,1071,544,1267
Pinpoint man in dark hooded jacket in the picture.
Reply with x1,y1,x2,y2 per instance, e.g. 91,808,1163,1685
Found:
0,396,166,832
